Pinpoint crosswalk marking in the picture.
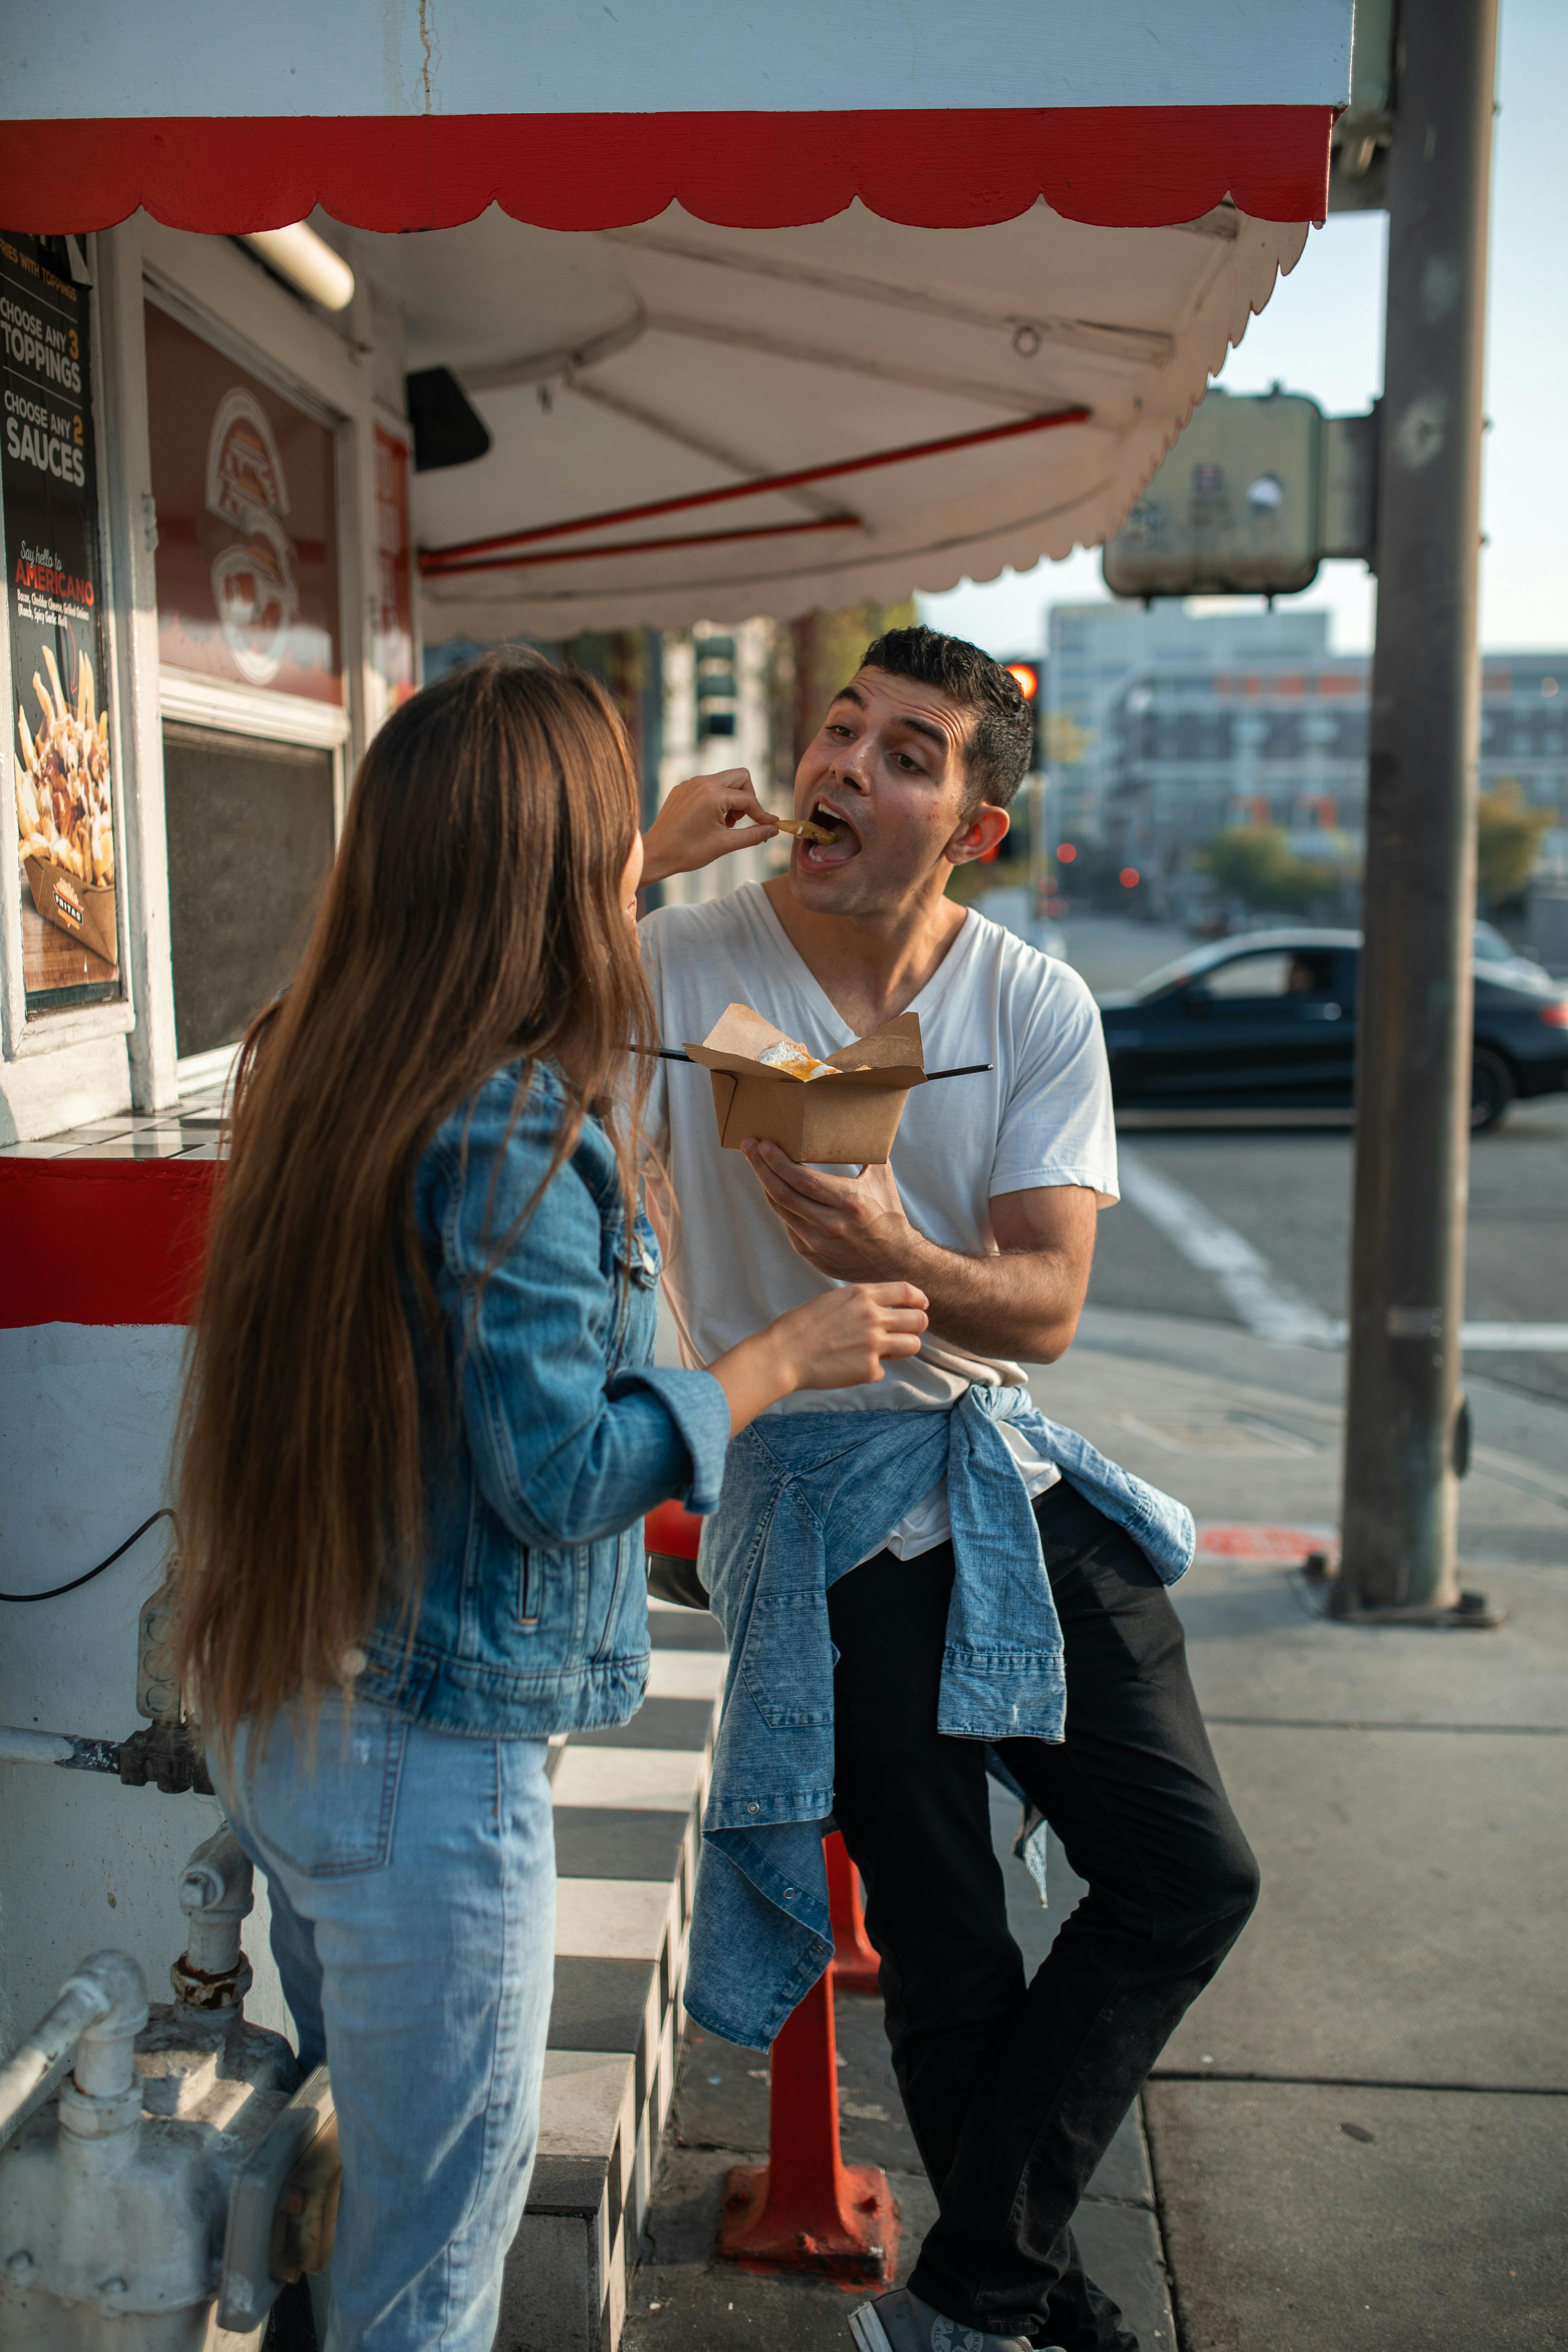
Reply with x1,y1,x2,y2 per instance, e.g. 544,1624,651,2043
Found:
1116,1150,1568,1352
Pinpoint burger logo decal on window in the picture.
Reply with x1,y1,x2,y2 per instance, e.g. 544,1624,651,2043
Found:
205,390,300,686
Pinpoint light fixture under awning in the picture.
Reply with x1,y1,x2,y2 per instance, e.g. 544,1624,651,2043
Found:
239,223,355,311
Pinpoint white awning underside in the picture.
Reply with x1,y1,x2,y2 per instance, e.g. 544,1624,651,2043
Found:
364,199,1310,640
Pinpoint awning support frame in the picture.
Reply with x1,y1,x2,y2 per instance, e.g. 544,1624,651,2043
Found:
419,403,1091,575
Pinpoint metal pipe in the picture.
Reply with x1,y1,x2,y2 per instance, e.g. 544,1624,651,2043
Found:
421,404,1091,568
0,1722,121,1772
175,1826,255,2008
424,513,857,582
0,1952,148,2149
70,1953,151,2102
1339,0,1500,1617
0,1726,72,1767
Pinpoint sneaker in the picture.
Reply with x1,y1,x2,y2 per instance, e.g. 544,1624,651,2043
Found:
848,2286,1061,2352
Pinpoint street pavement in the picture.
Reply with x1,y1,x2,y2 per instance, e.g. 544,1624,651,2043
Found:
623,913,1567,2350
627,1321,1567,2351
1065,913,1568,1413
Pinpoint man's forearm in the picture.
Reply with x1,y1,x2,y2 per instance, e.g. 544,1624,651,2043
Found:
739,1140,1097,1363
884,1230,1083,1364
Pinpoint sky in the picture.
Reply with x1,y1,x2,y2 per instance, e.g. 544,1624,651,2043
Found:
921,0,1567,663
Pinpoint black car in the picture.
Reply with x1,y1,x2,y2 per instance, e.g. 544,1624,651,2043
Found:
1097,925,1568,1133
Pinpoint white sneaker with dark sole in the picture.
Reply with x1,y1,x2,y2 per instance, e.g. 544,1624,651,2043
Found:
848,2285,1060,2352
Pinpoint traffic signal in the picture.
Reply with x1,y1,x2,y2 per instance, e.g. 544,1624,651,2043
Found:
1003,658,1046,776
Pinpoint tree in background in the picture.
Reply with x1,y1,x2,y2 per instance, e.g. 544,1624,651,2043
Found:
1197,825,1351,918
789,599,918,767
1476,782,1553,913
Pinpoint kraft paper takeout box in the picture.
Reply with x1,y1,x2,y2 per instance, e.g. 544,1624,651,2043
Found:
24,853,118,970
684,1002,926,1164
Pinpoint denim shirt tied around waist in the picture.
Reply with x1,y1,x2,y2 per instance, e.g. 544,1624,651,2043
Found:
683,1383,1195,2050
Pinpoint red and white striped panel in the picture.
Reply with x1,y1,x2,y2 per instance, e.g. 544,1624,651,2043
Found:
3,0,1352,232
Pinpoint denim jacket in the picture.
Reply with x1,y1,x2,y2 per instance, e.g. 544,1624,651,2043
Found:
682,1383,1194,2049
355,1062,731,1736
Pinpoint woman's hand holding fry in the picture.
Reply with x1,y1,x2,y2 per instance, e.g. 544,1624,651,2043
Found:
639,768,780,887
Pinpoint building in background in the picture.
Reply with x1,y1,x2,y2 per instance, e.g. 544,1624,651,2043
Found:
1101,646,1369,915
655,619,786,906
1044,603,1334,856
1044,602,1568,919
1481,658,1568,869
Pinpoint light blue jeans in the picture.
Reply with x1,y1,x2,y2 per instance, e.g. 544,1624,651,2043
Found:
212,1699,556,2352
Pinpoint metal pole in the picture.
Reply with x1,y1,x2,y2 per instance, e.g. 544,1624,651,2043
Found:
1339,0,1500,1619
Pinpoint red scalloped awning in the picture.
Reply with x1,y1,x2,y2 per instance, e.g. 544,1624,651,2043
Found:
3,107,1334,236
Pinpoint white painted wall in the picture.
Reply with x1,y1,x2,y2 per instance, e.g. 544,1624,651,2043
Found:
0,1324,288,2052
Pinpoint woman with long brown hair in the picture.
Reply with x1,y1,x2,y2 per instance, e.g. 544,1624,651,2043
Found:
171,653,926,2352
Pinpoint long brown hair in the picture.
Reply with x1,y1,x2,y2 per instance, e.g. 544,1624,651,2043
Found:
172,653,653,1746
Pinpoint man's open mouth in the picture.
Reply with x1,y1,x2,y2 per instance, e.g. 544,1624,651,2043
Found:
797,802,862,869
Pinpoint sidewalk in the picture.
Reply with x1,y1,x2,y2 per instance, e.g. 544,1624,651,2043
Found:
623,1315,1568,2352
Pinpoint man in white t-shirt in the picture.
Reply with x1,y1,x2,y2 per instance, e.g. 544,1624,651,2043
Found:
639,628,1258,2352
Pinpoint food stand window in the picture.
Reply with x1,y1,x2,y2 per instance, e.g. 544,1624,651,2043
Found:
4,230,124,1018
160,725,334,1060
144,295,346,1082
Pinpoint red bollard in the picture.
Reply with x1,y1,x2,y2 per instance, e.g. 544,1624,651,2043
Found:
826,1831,881,1995
717,1960,897,2280
644,1498,709,1611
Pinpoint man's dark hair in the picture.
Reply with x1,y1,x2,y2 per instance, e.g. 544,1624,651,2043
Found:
858,624,1033,809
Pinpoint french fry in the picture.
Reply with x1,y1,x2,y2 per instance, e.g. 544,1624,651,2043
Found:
78,651,93,727
18,773,39,834
42,645,65,721
775,814,838,843
19,705,36,769
34,672,55,728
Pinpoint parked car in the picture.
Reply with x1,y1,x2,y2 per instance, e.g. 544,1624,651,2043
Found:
1097,927,1568,1132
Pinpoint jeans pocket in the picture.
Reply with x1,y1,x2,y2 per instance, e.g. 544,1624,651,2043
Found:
739,1590,835,1727
234,1700,407,1879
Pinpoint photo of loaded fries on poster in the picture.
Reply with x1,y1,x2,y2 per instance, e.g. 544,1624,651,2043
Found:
2,227,120,1009
15,636,116,972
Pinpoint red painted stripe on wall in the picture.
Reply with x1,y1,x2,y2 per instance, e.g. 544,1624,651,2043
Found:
0,107,1333,234
0,1160,213,1329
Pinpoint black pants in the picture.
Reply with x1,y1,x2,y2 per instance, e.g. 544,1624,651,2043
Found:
827,1481,1260,2349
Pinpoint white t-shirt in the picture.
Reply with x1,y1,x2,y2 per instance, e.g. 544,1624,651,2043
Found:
639,883,1119,1558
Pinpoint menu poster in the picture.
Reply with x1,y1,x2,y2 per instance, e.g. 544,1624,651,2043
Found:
2,229,119,1008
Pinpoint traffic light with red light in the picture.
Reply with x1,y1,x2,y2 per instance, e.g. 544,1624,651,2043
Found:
1002,658,1046,780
